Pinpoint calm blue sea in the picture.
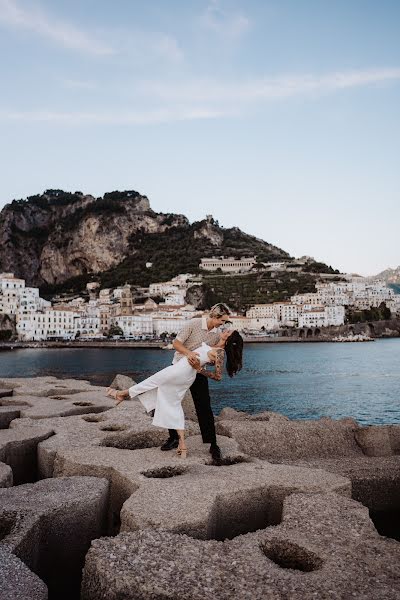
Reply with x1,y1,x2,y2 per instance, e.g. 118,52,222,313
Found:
1,339,399,425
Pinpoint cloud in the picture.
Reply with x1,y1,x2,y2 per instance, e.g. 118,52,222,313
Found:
0,1,184,64
0,106,233,125
140,67,400,104
202,0,251,38
1,67,398,126
0,0,114,55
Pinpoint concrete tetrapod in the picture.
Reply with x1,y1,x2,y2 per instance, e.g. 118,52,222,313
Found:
0,476,109,600
0,406,24,429
284,455,400,541
216,409,400,460
52,437,350,539
0,547,48,600
0,462,12,487
0,377,95,397
53,435,245,534
119,458,351,539
10,402,200,478
81,492,400,600
0,426,54,484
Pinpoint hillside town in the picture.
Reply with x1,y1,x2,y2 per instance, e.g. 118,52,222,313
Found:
0,256,399,341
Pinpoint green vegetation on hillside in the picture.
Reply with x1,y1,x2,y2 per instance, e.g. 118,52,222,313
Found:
219,227,291,262
102,222,292,289
303,261,340,274
198,271,319,311
11,189,83,210
347,302,391,323
39,221,337,308
40,222,292,296
41,269,322,312
2,189,341,306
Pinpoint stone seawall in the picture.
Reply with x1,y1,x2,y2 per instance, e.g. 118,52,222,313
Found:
266,317,400,342
0,376,400,599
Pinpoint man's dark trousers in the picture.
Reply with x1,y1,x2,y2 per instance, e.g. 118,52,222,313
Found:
168,373,217,444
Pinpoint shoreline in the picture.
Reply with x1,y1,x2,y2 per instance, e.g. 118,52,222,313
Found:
1,319,399,351
0,335,397,351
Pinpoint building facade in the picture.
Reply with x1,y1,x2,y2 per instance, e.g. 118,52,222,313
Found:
200,256,256,273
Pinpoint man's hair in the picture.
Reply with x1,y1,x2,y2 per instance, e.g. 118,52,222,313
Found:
209,303,230,318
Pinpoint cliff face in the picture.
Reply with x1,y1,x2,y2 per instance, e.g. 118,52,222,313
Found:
375,266,400,284
0,189,290,290
0,190,188,286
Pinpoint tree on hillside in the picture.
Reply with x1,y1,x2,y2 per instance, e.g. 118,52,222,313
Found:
107,324,123,338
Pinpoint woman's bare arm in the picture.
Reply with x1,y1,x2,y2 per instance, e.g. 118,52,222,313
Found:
196,349,224,381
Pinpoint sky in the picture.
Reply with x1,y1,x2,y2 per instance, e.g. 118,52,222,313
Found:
0,0,399,276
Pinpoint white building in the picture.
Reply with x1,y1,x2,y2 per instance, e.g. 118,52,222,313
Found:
149,274,192,305
315,282,350,306
291,293,324,306
75,301,101,337
1,274,52,333
315,280,395,309
298,308,327,328
263,262,288,271
273,302,298,324
325,305,346,326
246,304,277,319
152,316,187,336
280,303,299,326
149,282,178,297
351,281,395,309
298,305,345,328
200,256,256,273
226,315,251,332
160,291,186,306
0,273,25,292
111,314,153,337
0,273,25,315
387,296,400,317
248,316,279,331
246,302,298,328
1,289,21,315
17,308,79,341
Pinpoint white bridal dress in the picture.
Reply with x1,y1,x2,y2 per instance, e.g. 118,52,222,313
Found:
128,342,213,430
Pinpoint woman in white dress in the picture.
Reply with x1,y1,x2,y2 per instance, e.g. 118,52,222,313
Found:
107,330,243,458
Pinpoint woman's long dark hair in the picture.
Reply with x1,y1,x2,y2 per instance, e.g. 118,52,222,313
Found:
225,330,243,377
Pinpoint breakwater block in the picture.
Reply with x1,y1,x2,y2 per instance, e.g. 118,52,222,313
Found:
81,492,400,600
0,406,22,429
0,476,109,600
0,547,47,600
0,427,53,484
0,462,12,487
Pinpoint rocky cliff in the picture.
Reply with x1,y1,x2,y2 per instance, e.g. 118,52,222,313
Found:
374,266,400,284
0,190,290,291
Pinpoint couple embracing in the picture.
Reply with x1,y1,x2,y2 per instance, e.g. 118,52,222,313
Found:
107,303,243,460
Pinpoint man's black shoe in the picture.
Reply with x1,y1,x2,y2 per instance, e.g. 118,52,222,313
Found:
160,438,179,451
209,444,222,461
